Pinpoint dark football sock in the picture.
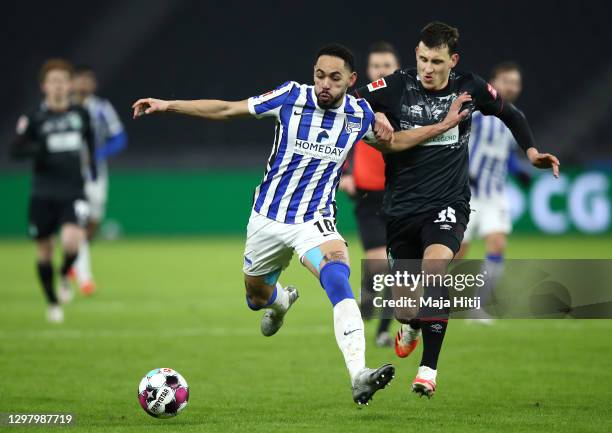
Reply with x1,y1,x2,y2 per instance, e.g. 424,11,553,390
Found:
377,317,392,335
420,319,448,369
419,282,450,370
408,318,422,330
60,252,78,277
37,260,57,305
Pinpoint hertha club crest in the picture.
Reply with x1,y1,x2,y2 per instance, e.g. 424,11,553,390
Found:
344,115,362,133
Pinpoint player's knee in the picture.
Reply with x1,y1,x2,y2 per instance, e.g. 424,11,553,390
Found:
321,250,348,267
319,261,354,306
36,240,53,262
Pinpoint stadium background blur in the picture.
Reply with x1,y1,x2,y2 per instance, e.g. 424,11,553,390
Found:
1,1,611,432
2,0,611,238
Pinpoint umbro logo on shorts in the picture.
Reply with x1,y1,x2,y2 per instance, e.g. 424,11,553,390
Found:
430,323,444,333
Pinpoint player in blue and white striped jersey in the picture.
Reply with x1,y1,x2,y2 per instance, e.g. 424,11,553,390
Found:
132,44,467,404
71,66,127,295
458,62,531,323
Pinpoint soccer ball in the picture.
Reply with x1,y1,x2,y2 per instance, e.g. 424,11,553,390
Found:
138,368,189,418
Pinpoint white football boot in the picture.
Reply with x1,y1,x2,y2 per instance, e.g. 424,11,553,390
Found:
58,276,74,304
352,363,395,405
46,305,64,324
260,286,299,336
412,365,437,398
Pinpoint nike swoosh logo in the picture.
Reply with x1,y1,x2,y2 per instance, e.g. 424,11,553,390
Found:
294,110,313,116
343,329,362,336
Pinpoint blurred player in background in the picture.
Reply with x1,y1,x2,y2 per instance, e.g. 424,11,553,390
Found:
10,59,96,323
456,62,531,324
339,42,401,347
354,22,559,398
71,65,127,294
132,44,468,404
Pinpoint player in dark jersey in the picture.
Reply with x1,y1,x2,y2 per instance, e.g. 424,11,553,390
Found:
340,42,402,347
10,59,96,323
354,22,559,398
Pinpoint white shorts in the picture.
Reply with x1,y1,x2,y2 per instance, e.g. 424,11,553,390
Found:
464,194,512,242
242,210,345,276
85,176,108,222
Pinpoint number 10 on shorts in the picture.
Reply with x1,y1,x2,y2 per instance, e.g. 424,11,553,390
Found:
314,218,337,236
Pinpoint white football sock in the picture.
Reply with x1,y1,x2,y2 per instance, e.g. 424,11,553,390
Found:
75,239,92,282
268,283,289,314
333,298,366,384
417,365,437,382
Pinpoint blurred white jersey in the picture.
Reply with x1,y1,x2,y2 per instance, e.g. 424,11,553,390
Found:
468,112,514,199
83,95,125,180
82,95,125,220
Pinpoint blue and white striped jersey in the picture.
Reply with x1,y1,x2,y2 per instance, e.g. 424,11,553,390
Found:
248,81,376,224
468,112,515,198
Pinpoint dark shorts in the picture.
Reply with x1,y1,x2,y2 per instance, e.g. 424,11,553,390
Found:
386,202,469,259
354,189,386,250
28,196,89,240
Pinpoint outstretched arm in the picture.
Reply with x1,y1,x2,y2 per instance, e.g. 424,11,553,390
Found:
132,98,251,120
368,93,472,153
496,102,560,178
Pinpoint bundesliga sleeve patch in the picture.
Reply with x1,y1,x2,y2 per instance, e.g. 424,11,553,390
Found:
254,89,276,101
367,78,387,92
486,83,498,99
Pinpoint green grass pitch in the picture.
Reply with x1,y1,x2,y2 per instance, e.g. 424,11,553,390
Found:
1,235,611,432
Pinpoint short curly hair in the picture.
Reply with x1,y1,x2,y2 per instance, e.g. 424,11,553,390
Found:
316,43,355,72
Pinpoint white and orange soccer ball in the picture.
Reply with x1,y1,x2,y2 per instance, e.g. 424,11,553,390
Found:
138,368,189,418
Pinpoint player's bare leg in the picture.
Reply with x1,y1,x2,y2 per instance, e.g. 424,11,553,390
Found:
471,232,506,324
243,273,299,337
393,244,453,398
455,241,469,260
35,236,63,323
360,247,386,320
302,240,394,405
57,224,84,304
364,246,394,347
73,220,98,295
